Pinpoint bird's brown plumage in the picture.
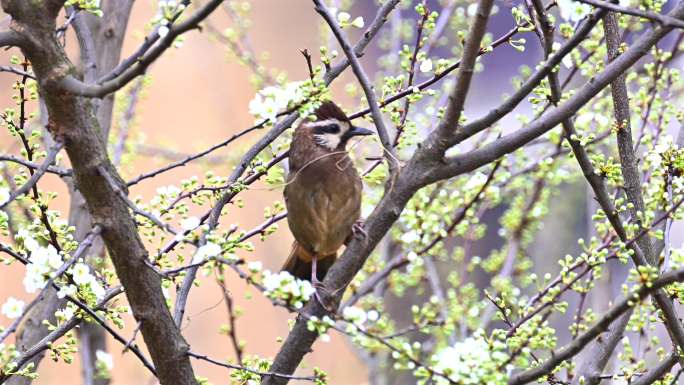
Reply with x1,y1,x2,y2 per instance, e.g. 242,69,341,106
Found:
282,101,365,281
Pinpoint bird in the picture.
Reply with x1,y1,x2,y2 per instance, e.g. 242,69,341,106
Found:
282,101,372,289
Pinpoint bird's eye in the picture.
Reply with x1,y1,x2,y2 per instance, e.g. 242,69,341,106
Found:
314,124,340,135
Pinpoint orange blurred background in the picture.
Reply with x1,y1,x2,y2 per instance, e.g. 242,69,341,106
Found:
0,1,369,384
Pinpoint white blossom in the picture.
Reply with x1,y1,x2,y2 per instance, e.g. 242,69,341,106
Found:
57,284,77,299
464,172,488,191
1,297,25,319
248,82,304,123
342,306,367,325
556,0,591,22
90,280,106,300
56,304,76,320
467,3,479,16
400,230,420,244
158,25,170,38
180,216,200,231
337,11,351,24
71,263,94,286
419,59,433,73
18,229,39,252
96,350,114,370
156,185,181,197
247,260,263,272
193,241,221,263
367,310,379,321
262,270,314,304
351,16,364,28
429,332,508,385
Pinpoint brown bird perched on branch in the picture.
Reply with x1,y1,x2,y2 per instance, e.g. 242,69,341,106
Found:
282,101,372,288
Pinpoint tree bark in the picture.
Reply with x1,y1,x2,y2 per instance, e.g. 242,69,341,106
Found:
0,2,198,384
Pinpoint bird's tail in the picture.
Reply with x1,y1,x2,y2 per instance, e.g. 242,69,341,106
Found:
282,241,336,282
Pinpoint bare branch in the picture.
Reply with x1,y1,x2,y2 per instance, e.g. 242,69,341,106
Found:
188,352,318,382
576,0,684,28
429,0,495,154
314,0,397,171
58,0,224,98
0,30,25,48
0,142,64,211
0,65,35,78
0,154,71,176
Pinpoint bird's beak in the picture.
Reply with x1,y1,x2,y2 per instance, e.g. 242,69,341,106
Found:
348,126,374,137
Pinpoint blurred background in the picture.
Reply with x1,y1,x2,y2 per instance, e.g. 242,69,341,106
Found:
0,0,683,384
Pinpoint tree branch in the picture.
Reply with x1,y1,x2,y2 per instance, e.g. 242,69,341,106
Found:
0,142,63,211
0,30,25,48
446,9,604,149
429,1,684,183
58,0,224,98
576,0,684,29
509,266,684,385
0,154,71,176
314,0,397,171
428,0,495,154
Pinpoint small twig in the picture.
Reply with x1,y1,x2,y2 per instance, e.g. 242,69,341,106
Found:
300,48,315,83
216,276,244,364
122,321,143,353
0,153,71,176
314,0,398,174
0,65,35,79
0,142,64,211
188,351,317,382
98,165,177,234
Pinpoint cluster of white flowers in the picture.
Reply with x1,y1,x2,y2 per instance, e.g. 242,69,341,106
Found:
331,9,364,29
342,306,380,326
262,270,314,308
192,241,222,264
400,230,421,244
68,262,106,300
248,82,305,123
1,297,25,319
306,315,336,342
429,332,509,385
155,0,186,38
55,303,77,321
644,134,676,170
17,229,106,301
556,0,630,22
19,230,64,293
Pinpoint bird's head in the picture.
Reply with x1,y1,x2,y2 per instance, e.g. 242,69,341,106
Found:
306,101,373,150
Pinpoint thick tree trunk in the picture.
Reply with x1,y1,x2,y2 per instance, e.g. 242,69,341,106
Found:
0,2,198,384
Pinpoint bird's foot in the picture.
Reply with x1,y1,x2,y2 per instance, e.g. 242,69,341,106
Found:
311,278,335,313
352,220,367,240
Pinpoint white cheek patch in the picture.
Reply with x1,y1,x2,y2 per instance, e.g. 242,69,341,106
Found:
314,133,341,150
310,119,349,150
